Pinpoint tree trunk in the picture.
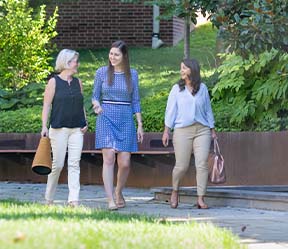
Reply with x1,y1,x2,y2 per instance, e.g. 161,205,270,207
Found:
183,15,190,59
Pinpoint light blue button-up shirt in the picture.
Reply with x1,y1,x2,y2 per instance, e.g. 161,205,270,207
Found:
165,83,215,129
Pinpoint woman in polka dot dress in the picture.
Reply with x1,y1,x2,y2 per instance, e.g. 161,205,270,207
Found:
92,40,144,210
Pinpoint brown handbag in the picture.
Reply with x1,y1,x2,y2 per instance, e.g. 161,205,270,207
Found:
31,136,52,175
208,139,226,184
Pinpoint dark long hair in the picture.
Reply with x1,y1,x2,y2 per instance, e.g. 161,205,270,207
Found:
108,40,132,92
178,59,201,96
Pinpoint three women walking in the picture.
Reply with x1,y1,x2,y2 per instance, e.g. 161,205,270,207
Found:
41,44,215,211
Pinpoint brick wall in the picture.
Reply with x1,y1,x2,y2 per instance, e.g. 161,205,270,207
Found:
46,0,179,49
173,17,184,46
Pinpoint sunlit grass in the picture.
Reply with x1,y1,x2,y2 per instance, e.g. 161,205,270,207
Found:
78,22,217,97
0,200,245,249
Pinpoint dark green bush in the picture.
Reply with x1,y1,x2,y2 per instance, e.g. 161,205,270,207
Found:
0,106,97,133
0,96,167,133
141,93,168,132
212,49,288,131
0,106,42,133
0,83,45,111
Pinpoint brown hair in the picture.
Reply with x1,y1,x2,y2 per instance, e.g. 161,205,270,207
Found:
108,40,132,92
178,58,201,95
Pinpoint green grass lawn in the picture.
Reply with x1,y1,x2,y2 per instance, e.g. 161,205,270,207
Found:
78,22,217,94
0,200,245,249
0,23,218,133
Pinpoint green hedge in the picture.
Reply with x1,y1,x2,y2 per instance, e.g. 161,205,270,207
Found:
0,106,43,133
0,97,168,133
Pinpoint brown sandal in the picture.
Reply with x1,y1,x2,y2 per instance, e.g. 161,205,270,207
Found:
170,190,179,209
197,198,209,209
108,199,118,211
115,191,126,208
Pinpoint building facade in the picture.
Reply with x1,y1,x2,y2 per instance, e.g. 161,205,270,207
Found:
47,0,184,49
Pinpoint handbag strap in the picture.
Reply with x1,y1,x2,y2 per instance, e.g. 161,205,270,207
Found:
213,138,221,155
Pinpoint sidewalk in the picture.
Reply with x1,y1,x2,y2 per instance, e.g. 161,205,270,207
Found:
0,182,288,249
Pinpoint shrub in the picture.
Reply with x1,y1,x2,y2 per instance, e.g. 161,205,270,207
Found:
141,93,168,132
212,49,288,131
0,97,167,133
0,106,43,133
0,83,45,110
0,106,96,133
0,0,58,90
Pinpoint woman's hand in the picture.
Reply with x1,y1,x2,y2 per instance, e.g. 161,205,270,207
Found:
81,125,88,134
211,128,217,139
162,132,169,147
92,100,103,115
92,104,103,115
137,125,144,143
41,126,49,137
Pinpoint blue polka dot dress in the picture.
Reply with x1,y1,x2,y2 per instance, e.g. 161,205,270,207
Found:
92,66,141,152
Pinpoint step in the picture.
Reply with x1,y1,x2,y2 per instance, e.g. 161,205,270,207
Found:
151,185,288,211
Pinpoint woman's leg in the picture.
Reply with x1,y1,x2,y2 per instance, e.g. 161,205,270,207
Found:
193,124,211,208
172,127,194,190
45,128,68,203
115,152,131,207
102,148,117,209
67,128,83,205
171,127,194,208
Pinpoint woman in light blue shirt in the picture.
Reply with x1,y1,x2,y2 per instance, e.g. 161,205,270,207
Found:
162,58,217,209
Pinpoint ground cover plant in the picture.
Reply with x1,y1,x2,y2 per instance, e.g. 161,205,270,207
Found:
0,200,245,249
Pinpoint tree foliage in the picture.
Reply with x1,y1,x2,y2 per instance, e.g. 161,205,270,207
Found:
121,0,217,22
138,0,216,23
209,0,288,131
210,0,288,58
0,0,58,90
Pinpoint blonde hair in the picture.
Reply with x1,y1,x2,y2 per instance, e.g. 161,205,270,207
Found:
55,49,79,72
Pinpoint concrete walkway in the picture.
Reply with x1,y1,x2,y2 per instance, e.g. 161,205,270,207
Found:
0,182,288,249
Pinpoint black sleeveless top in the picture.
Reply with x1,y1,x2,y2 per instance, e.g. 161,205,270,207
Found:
50,75,86,128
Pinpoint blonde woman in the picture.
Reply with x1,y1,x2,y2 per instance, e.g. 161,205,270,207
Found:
41,49,88,207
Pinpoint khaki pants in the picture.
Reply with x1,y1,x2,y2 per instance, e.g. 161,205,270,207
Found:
45,128,83,202
172,123,211,196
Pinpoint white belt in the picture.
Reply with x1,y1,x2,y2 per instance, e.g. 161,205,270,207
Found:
102,100,131,105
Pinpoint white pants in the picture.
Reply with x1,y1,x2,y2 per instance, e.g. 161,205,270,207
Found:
45,128,83,202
